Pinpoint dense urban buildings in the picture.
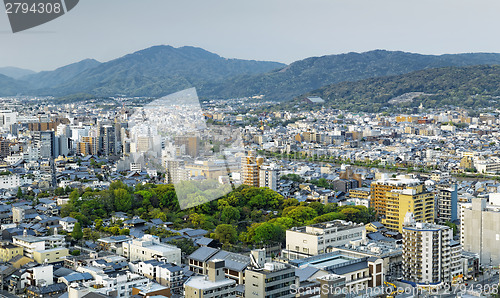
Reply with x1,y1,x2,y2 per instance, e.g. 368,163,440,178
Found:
0,94,497,297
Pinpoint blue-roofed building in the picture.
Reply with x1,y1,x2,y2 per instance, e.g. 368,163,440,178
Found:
289,251,384,290
59,272,94,285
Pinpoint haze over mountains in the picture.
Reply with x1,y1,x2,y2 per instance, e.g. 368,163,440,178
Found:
2,45,500,105
0,66,36,79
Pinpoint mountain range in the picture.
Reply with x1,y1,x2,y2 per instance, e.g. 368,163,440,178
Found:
297,65,500,112
0,66,35,79
3,45,500,106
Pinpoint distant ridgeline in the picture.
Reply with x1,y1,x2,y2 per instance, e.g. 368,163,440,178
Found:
296,65,500,112
2,47,500,110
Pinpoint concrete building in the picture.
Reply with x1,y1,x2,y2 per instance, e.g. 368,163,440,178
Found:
13,234,65,258
436,184,458,224
370,175,421,219
245,262,295,298
98,235,131,255
329,240,402,281
370,175,434,232
188,247,250,285
164,159,188,184
290,251,384,292
99,125,116,156
77,136,100,156
461,197,500,265
184,259,237,298
12,206,36,224
0,243,23,262
475,159,500,174
122,235,181,264
33,131,55,159
33,247,69,264
241,150,263,187
283,220,366,260
332,179,358,193
131,283,171,298
348,187,371,200
0,173,20,189
259,165,278,191
26,265,53,286
174,135,199,158
59,217,77,232
130,259,184,294
316,274,346,298
0,110,17,129
402,218,455,285
69,272,149,298
12,235,45,258
383,186,434,232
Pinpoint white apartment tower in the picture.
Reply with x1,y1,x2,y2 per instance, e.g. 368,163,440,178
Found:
402,214,456,285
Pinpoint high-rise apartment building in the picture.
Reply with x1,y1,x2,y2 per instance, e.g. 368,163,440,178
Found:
99,125,116,156
241,150,263,187
371,175,434,232
174,135,199,158
259,165,278,191
77,136,100,156
436,184,458,223
402,218,455,285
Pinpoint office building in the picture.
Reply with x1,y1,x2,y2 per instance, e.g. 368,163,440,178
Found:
99,125,116,156
283,220,366,260
175,135,199,158
461,197,500,265
245,262,295,298
0,110,17,129
33,131,55,159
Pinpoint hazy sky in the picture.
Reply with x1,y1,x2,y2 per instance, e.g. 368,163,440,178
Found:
1,0,500,71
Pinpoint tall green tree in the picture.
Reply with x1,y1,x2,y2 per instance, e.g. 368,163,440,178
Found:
71,222,83,240
114,189,132,212
213,224,237,244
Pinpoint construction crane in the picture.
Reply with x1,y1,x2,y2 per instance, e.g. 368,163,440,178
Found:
384,281,397,298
